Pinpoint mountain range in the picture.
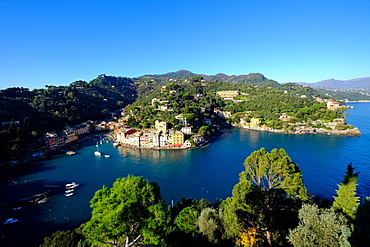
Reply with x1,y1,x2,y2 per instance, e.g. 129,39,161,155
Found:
297,78,370,90
141,70,370,90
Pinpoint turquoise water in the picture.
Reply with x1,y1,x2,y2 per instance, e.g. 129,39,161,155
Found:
0,102,369,246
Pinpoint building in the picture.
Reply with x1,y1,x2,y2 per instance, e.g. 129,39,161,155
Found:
216,91,239,99
175,114,187,125
62,127,78,145
327,99,340,110
181,126,192,134
192,135,205,145
168,130,184,147
250,118,261,126
155,120,168,131
44,132,65,150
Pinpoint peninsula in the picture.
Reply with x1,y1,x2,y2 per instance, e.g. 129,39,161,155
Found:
0,71,361,164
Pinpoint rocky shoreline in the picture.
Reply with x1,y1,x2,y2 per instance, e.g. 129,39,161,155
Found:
233,123,361,136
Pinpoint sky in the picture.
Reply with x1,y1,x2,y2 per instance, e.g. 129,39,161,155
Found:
1,0,369,89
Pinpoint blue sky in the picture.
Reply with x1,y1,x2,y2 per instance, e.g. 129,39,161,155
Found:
1,0,369,89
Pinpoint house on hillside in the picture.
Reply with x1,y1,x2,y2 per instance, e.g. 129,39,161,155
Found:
216,91,239,99
326,99,340,110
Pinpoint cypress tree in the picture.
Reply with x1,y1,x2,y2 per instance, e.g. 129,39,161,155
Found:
333,164,360,219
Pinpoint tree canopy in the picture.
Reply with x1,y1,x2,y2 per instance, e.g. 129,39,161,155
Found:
242,148,311,201
82,175,169,247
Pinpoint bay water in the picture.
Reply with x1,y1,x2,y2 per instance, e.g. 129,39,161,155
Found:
0,102,369,246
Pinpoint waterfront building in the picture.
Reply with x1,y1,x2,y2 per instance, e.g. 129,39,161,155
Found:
44,132,65,150
62,127,78,145
250,118,261,126
168,131,184,147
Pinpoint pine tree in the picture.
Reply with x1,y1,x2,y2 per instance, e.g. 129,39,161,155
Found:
333,164,360,219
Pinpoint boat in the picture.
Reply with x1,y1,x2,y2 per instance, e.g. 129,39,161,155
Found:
65,192,73,197
66,182,79,189
3,218,18,225
13,207,22,210
65,189,74,193
66,150,76,155
37,198,48,204
113,142,119,147
94,143,102,156
44,184,60,188
104,154,111,158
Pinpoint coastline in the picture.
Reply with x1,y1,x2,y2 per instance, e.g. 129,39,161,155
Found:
233,124,361,136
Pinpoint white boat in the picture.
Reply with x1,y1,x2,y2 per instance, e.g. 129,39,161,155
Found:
37,198,48,204
113,142,119,147
66,150,76,155
3,218,18,225
65,192,73,197
65,189,74,193
66,182,79,189
104,154,111,158
94,151,102,156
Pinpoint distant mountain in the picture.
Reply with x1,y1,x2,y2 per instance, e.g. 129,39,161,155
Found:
298,77,370,89
142,70,279,87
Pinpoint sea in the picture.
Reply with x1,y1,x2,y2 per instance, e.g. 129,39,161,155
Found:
0,102,369,247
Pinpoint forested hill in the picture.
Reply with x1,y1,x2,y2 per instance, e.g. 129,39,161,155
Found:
142,70,280,87
0,75,136,163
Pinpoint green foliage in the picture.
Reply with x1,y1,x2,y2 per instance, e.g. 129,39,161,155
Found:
287,204,351,247
82,175,169,246
353,197,370,246
197,207,224,244
40,227,85,247
198,126,211,137
242,148,311,201
0,75,137,162
175,206,200,233
222,148,310,246
333,164,360,219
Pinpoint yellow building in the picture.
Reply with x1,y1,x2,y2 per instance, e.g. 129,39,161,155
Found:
168,131,184,146
155,120,167,131
250,118,261,126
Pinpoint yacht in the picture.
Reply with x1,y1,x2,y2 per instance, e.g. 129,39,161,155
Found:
66,182,79,189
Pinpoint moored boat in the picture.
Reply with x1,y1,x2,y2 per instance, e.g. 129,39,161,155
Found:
66,182,79,189
37,198,48,204
94,151,102,156
44,184,60,188
65,192,73,197
66,150,76,155
3,218,18,225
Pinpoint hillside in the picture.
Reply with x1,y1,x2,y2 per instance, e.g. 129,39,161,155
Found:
142,70,280,87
